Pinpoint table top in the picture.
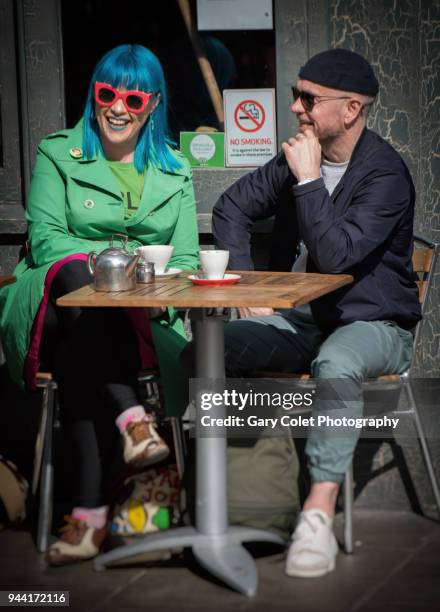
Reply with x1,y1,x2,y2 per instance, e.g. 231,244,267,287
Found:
56,270,353,309
0,275,16,289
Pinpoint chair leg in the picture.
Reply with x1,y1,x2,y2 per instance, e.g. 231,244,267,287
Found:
36,381,56,553
32,390,49,497
405,379,440,516
343,464,354,554
170,417,187,480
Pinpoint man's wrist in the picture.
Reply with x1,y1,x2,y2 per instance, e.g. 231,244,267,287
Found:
297,176,320,185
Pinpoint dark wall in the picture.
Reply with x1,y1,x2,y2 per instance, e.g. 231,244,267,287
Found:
0,0,64,274
329,0,440,245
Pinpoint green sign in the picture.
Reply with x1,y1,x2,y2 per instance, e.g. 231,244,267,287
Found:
180,132,225,167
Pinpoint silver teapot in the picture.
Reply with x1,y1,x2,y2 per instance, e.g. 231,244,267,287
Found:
87,234,139,292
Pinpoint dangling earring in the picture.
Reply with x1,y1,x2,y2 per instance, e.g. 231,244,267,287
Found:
151,117,155,131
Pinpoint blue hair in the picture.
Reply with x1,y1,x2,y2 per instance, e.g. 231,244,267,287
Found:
82,44,181,173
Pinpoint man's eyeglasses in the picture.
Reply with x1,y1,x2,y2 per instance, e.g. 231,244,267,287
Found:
291,86,351,112
94,82,159,114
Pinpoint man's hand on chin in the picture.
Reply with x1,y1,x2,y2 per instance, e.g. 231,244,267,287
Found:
281,129,321,182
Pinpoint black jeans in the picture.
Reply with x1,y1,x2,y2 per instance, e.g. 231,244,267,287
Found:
40,259,142,507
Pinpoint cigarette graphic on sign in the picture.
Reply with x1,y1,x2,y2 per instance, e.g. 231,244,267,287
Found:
234,100,266,133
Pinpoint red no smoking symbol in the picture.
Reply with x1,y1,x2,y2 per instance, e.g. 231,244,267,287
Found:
234,99,265,133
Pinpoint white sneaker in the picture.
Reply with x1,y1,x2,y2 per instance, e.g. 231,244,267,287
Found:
285,509,339,578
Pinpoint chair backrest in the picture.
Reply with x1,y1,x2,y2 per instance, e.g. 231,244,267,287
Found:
411,235,439,359
412,237,437,306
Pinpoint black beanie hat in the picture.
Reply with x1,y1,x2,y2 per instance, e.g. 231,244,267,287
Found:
299,48,379,96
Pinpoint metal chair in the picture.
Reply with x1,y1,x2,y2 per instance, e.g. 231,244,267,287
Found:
256,234,440,553
33,369,187,553
33,372,58,553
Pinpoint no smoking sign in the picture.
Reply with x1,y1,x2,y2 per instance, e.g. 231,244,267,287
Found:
224,89,276,167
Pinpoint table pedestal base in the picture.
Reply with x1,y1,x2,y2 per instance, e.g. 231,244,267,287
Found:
94,526,284,596
95,310,284,596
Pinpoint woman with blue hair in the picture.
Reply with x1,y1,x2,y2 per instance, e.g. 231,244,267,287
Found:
0,45,199,565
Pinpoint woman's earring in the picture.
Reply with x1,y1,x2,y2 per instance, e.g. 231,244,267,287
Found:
151,117,155,131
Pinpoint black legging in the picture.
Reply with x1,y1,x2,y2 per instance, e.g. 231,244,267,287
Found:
40,259,143,507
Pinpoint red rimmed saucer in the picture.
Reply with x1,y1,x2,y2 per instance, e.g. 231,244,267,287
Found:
188,274,241,286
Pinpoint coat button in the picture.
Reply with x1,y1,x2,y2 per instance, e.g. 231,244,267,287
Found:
70,147,83,158
84,199,95,209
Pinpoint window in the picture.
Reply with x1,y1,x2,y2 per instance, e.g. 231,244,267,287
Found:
61,1,275,138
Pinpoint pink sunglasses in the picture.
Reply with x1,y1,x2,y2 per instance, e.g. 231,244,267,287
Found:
94,82,159,114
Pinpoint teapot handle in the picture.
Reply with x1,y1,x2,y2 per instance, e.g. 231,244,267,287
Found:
110,233,129,249
87,251,97,276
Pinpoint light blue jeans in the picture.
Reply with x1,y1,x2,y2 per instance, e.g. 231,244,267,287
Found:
224,310,413,483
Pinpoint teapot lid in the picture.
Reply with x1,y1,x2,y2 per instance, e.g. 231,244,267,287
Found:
96,235,133,266
109,233,130,252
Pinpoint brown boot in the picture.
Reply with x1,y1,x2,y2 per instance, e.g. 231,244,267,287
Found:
122,413,169,467
45,515,107,566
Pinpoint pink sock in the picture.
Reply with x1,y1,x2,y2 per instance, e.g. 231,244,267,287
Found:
115,405,146,433
72,505,108,529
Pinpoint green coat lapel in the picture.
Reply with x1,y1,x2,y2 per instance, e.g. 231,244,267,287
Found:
69,157,122,201
135,164,185,220
50,120,122,200
50,119,189,216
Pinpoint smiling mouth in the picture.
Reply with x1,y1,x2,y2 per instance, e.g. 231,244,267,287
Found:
106,116,130,131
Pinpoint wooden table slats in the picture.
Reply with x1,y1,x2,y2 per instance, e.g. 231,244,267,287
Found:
56,271,353,309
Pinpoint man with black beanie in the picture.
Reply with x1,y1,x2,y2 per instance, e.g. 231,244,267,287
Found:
212,48,421,578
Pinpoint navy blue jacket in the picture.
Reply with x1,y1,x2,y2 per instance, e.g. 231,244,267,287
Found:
213,128,421,331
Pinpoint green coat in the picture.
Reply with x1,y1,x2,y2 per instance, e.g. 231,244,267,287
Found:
0,121,199,416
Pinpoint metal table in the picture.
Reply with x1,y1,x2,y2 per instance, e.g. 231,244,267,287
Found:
57,270,352,596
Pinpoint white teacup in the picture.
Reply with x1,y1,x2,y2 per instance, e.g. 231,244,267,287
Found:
136,245,174,275
199,250,229,280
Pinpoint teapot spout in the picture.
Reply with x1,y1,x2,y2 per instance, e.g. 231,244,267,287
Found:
125,254,140,278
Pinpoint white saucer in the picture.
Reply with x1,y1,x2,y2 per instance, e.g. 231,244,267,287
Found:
155,267,182,279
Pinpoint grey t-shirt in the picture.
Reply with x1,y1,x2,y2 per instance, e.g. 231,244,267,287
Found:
291,157,349,315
